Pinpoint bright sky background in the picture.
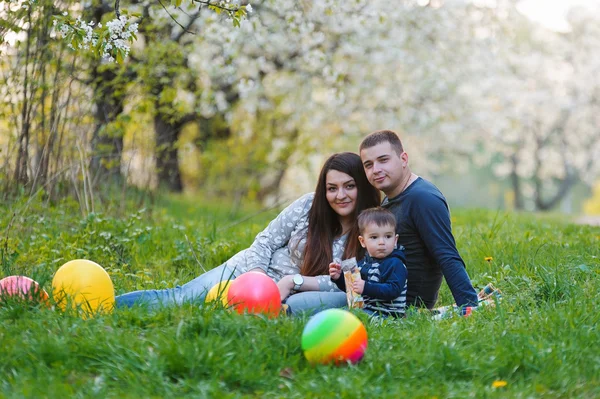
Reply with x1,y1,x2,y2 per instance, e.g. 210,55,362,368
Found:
517,0,600,31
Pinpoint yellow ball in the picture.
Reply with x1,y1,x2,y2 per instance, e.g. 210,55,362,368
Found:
52,259,115,318
204,280,231,306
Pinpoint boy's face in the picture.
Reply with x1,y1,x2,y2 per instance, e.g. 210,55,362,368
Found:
358,222,398,259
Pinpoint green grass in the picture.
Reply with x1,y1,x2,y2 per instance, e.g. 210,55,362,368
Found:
1,194,599,398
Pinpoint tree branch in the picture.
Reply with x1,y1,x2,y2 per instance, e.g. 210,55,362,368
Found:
534,111,577,211
157,0,196,35
191,0,241,13
178,112,198,125
173,10,201,42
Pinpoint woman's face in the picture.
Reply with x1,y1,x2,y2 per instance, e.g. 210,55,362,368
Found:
325,169,358,219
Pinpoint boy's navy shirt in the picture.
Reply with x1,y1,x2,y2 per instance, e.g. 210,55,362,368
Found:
360,247,406,301
333,247,407,317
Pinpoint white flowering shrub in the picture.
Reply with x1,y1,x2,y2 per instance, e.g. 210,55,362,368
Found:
205,0,252,27
53,14,138,63
51,0,251,63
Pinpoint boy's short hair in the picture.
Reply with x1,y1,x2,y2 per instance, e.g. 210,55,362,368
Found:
357,207,397,234
359,130,404,157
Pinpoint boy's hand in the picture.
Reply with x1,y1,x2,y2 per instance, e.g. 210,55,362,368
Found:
352,278,365,294
329,262,341,280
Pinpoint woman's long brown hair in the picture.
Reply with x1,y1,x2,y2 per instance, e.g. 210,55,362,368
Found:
300,152,381,277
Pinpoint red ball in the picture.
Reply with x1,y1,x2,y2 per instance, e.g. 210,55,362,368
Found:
227,272,281,317
0,275,49,305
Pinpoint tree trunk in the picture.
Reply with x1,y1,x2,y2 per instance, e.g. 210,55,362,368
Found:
256,128,300,201
14,125,30,186
509,153,524,210
13,8,33,187
532,110,575,211
37,59,62,186
89,67,125,185
31,9,56,191
534,171,577,211
154,115,185,192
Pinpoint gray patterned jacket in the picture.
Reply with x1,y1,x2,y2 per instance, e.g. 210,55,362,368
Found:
224,193,344,292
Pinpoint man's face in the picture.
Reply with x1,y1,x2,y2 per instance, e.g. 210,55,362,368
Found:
360,141,407,197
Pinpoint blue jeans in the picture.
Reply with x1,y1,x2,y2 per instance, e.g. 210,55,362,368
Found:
284,291,347,316
115,264,241,308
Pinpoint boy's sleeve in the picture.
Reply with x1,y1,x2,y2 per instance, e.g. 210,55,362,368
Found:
362,258,407,301
330,275,346,292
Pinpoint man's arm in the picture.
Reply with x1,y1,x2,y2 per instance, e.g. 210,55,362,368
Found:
411,194,478,307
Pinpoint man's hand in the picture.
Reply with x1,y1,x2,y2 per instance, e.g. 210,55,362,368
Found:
277,275,294,301
329,262,342,280
352,278,365,294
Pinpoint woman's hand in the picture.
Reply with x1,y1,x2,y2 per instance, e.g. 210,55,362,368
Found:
329,262,342,280
277,275,294,301
352,278,365,294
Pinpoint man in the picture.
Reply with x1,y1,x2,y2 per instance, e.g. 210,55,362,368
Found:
359,130,478,309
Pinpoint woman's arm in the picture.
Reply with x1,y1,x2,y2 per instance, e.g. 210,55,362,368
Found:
245,268,267,275
277,275,341,301
244,193,313,273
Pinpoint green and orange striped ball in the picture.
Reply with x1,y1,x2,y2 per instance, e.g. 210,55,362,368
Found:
301,309,368,365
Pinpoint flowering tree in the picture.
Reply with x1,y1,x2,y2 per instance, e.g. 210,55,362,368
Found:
184,0,497,198
453,4,600,210
1,0,86,193
163,0,386,197
0,0,249,195
3,0,600,210
51,0,250,63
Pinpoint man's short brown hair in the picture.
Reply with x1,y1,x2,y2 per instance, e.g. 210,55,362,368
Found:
357,207,397,235
359,130,404,156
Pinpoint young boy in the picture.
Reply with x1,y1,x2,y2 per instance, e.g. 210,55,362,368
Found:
329,207,408,318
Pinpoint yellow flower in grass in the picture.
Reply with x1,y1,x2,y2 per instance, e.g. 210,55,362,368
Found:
492,380,508,388
485,257,493,262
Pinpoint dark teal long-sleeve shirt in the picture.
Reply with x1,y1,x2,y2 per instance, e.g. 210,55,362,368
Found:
382,177,478,309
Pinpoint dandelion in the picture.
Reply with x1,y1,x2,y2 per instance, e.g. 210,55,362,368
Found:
485,256,493,262
492,380,507,388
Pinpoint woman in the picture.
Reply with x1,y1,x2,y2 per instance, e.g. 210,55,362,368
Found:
116,152,380,309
